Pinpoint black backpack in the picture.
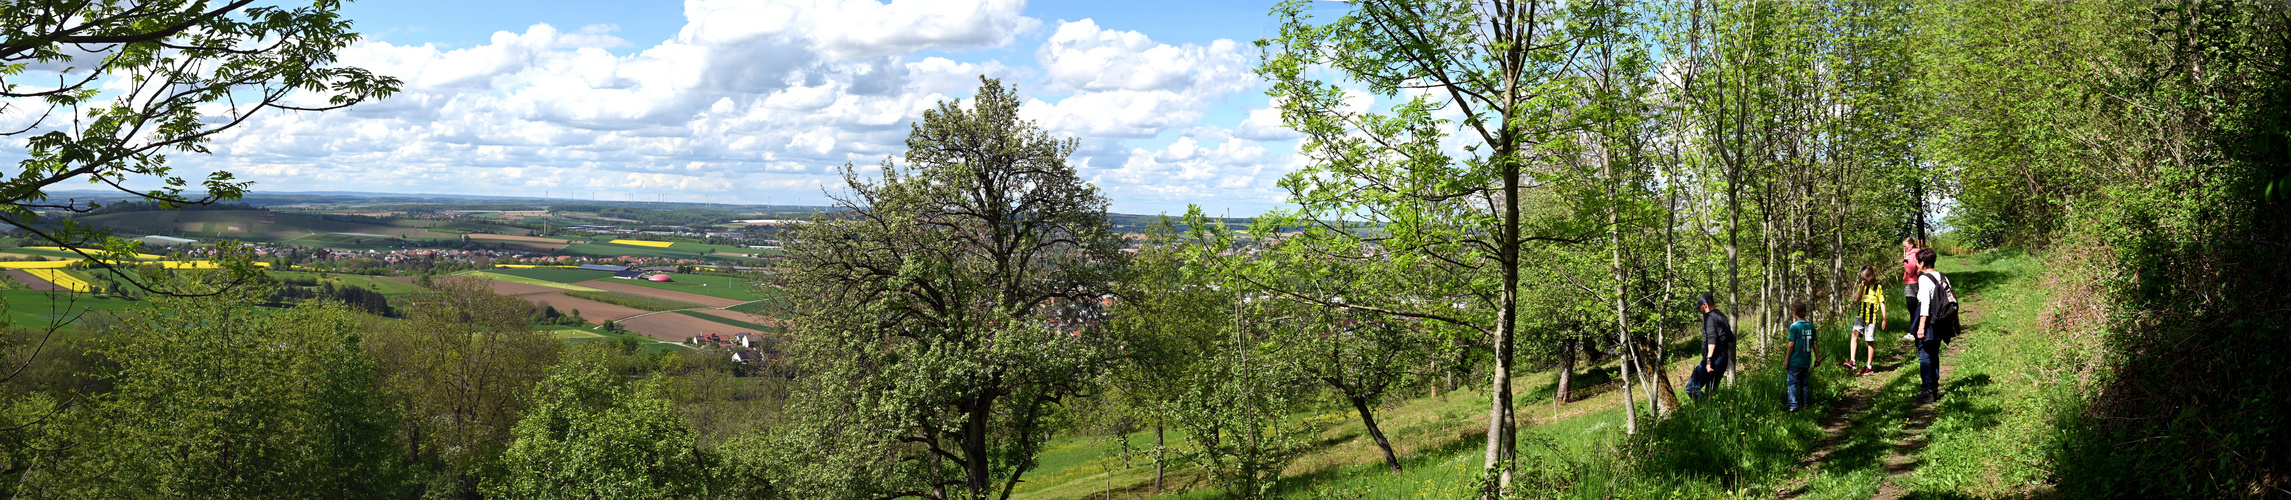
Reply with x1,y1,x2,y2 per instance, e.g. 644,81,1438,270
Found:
1925,271,1961,343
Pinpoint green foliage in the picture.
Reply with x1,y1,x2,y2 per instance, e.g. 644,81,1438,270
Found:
10,295,405,499
769,77,1127,500
489,345,717,499
368,277,562,497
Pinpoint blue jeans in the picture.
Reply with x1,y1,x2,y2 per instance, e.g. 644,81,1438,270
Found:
1917,336,1942,395
1686,356,1727,399
1785,366,1809,409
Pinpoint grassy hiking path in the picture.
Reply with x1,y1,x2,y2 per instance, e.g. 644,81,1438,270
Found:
1772,251,2056,499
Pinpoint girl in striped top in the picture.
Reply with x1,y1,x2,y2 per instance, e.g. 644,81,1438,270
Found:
1847,265,1887,376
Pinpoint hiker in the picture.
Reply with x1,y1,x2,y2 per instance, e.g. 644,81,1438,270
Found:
1685,293,1733,400
1899,238,1923,343
1846,265,1886,376
1911,248,1952,404
1784,299,1817,412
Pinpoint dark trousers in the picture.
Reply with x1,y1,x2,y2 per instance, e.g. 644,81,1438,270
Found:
1686,356,1727,399
1917,336,1942,396
1785,366,1809,409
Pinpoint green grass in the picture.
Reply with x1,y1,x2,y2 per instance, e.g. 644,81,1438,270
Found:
0,289,146,329
607,273,775,301
562,290,708,312
1880,251,2063,497
454,271,603,292
558,242,706,259
0,247,87,259
540,327,606,340
266,271,427,297
669,310,775,332
725,300,771,315
546,323,693,355
488,267,617,284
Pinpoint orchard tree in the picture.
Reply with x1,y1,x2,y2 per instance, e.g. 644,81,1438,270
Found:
772,77,1126,500
490,345,716,499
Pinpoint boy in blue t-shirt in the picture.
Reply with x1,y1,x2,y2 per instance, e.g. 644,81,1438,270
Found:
1785,299,1817,412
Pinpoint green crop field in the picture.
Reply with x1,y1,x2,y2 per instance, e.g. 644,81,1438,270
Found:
609,273,774,301
489,267,617,284
0,247,90,259
670,310,774,332
561,290,707,312
454,271,602,292
0,289,145,329
265,271,426,297
557,242,705,259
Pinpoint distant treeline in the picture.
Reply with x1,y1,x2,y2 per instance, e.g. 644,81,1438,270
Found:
80,201,261,216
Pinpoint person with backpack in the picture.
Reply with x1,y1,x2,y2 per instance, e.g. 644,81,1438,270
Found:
1911,248,1957,404
1846,266,1886,376
1686,293,1734,400
1784,299,1818,412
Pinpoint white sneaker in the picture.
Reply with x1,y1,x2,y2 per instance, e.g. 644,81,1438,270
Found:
1900,332,1915,341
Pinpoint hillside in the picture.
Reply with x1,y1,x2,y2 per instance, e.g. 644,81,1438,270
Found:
70,210,519,243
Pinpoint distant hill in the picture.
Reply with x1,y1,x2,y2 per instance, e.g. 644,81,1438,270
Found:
71,210,528,243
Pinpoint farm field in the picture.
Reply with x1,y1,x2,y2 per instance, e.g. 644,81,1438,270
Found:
266,271,427,297
517,293,645,323
615,312,755,342
0,289,143,329
587,272,774,301
574,279,746,307
671,310,775,332
454,271,603,292
489,267,618,284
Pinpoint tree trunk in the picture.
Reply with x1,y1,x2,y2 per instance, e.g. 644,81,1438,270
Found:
1154,424,1165,492
1484,140,1522,495
1606,148,1639,435
1555,336,1575,407
1350,395,1403,473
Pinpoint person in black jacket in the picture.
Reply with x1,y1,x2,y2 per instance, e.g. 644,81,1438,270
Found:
1686,293,1734,400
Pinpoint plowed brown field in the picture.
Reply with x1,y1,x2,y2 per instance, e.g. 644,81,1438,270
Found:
573,280,745,308
6,269,67,292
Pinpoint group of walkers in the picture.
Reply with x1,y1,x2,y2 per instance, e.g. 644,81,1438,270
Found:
1682,237,1958,411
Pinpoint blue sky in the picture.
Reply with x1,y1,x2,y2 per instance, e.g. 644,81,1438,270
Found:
172,0,1335,215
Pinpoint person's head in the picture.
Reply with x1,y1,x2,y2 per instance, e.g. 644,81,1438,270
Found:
1902,237,1923,251
1858,265,1877,287
1789,299,1810,321
1917,248,1938,269
1697,293,1717,313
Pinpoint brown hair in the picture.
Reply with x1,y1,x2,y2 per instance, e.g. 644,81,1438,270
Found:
1857,265,1879,289
1789,298,1810,320
1903,237,1925,249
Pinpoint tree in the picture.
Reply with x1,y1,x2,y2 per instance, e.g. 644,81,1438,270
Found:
1259,0,1600,489
10,290,404,498
772,77,1126,500
490,345,716,499
0,0,397,265
367,277,561,498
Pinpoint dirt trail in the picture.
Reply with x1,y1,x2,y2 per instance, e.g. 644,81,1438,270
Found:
1775,300,1983,500
1870,338,1966,500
